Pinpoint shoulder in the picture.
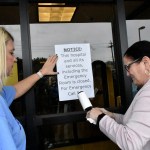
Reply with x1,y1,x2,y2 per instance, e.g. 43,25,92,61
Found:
136,80,150,97
2,86,16,93
0,96,7,117
1,86,16,106
133,83,150,111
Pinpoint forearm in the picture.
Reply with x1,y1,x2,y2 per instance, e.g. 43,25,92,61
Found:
13,73,40,99
99,115,148,150
113,113,124,124
101,109,124,124
13,55,58,99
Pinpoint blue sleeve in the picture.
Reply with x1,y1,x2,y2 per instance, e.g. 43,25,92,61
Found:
0,117,17,150
1,86,16,107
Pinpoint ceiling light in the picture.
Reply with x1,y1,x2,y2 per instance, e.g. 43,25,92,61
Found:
38,3,76,22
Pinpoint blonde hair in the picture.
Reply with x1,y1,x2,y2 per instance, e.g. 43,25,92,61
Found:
0,27,14,91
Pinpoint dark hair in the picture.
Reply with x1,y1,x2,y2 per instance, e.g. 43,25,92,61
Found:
124,40,150,60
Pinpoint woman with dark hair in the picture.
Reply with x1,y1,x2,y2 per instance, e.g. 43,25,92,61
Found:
87,41,150,150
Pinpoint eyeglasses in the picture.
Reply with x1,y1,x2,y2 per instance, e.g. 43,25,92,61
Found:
124,58,141,72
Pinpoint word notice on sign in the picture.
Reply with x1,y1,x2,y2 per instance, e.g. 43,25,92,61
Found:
55,43,94,101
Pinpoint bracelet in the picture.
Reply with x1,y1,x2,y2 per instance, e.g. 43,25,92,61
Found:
96,113,106,126
37,71,43,78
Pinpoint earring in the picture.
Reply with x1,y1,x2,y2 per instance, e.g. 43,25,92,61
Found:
145,70,150,76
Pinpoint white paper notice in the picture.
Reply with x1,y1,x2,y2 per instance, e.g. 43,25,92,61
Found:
55,43,94,101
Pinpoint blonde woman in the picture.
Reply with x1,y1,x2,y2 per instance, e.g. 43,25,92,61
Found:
0,27,58,150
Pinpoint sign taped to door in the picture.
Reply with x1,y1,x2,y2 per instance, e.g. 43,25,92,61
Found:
55,43,94,101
